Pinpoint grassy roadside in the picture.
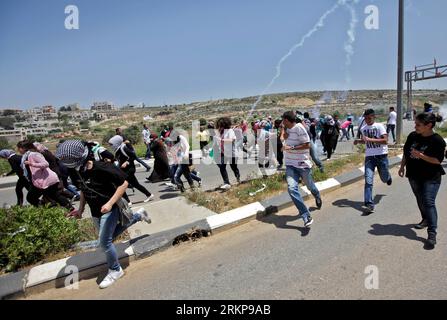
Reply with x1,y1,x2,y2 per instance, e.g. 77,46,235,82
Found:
186,148,402,214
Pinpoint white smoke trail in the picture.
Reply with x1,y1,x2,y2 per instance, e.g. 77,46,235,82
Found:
343,0,359,84
249,0,354,115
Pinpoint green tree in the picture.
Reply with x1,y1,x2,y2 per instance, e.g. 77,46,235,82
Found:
0,137,11,150
79,120,90,130
0,117,15,130
26,134,43,143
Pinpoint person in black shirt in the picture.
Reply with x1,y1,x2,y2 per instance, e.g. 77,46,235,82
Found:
399,113,446,249
56,140,152,289
0,149,30,206
109,135,154,204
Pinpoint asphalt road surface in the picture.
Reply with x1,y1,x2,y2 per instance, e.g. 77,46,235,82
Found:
26,165,447,300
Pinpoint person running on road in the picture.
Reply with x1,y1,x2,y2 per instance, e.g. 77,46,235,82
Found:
398,112,445,249
387,107,397,143
109,135,154,205
56,140,152,289
116,127,151,172
0,149,30,206
214,117,241,190
281,111,322,228
354,109,392,214
17,140,76,214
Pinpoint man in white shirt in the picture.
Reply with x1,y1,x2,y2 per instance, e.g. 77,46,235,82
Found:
354,109,392,214
172,131,194,193
281,111,322,228
386,107,397,143
142,124,152,159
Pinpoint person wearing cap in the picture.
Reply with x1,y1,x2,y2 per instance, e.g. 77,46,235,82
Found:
0,149,30,206
424,102,434,113
56,140,152,289
354,109,392,214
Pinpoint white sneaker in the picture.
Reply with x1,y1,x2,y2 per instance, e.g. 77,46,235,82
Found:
136,208,152,224
220,184,231,190
99,268,124,289
165,182,175,187
127,202,133,207
144,194,154,203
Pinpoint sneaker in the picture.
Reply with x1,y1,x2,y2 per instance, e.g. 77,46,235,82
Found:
136,208,152,224
315,197,323,210
99,268,124,289
128,202,133,207
220,184,231,190
198,180,202,187
364,204,375,214
414,219,428,229
387,178,392,186
304,216,314,228
165,182,175,187
143,194,154,203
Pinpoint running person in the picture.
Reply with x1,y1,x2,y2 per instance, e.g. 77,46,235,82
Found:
354,109,392,214
281,111,322,228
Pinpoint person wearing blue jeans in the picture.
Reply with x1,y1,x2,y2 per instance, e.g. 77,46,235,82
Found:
281,111,322,228
354,109,392,214
399,112,446,249
364,155,391,209
92,206,146,272
55,140,152,289
286,166,322,221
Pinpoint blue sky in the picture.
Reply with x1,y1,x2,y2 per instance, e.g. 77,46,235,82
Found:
0,0,446,109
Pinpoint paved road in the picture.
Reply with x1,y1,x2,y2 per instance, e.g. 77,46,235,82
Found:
26,164,447,300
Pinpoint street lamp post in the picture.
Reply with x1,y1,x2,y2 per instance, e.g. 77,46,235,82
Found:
396,0,404,144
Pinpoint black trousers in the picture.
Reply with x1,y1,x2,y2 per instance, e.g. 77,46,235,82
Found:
16,176,30,206
27,183,71,209
126,173,151,197
217,157,240,185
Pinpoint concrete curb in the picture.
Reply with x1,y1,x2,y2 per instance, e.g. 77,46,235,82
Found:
0,154,409,299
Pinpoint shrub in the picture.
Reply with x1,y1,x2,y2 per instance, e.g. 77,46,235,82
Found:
0,205,82,273
0,137,11,150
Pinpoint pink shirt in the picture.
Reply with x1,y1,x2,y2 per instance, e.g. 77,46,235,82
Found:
341,120,352,130
27,152,59,189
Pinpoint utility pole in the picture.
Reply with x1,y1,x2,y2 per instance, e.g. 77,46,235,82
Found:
396,0,404,144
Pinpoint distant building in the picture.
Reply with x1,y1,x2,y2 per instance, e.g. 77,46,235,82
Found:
91,101,116,111
25,106,58,121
